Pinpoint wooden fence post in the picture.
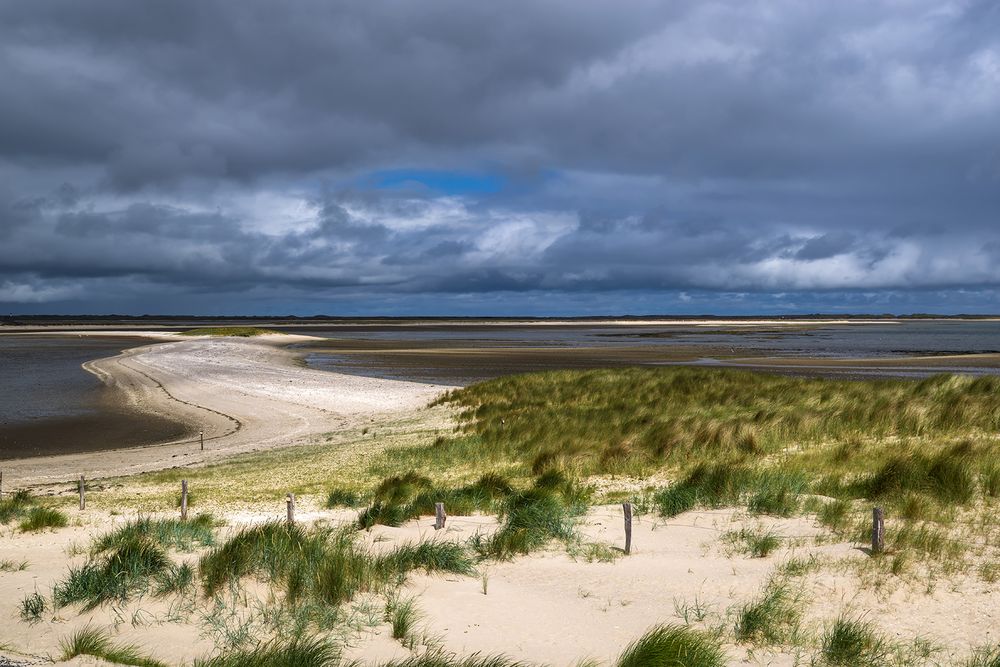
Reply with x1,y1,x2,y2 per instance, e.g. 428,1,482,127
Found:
623,502,633,555
0,470,3,497
181,480,188,521
200,431,204,451
872,506,884,555
78,475,86,510
434,502,446,530
286,493,296,524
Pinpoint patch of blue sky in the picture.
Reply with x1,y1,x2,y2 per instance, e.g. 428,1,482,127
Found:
368,169,505,195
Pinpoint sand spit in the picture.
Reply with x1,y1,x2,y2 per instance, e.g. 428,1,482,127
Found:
2,335,451,488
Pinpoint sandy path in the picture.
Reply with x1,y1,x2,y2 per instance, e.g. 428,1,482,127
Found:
2,335,451,488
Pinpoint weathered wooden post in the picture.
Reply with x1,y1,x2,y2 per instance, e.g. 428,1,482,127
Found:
434,502,446,530
623,502,633,555
286,493,296,524
200,431,204,451
872,506,884,555
180,480,188,521
0,470,3,497
78,475,86,510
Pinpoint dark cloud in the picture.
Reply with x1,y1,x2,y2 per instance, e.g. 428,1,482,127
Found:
0,1,998,313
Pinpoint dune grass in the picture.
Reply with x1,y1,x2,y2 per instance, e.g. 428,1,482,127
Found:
194,636,339,667
0,489,34,524
54,533,172,609
61,625,168,667
424,368,1000,478
18,506,68,532
92,514,217,552
616,624,726,667
19,591,45,622
180,327,278,337
723,526,782,558
734,580,802,645
199,521,474,616
819,615,890,665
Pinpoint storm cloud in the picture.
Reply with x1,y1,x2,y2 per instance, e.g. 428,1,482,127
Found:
1,1,998,314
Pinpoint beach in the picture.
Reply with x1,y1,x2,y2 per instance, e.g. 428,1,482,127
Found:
1,334,449,488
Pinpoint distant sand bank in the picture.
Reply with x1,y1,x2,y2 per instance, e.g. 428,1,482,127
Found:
1,335,450,487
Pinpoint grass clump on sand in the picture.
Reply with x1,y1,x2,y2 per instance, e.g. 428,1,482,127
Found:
819,615,890,665
91,514,217,552
325,488,362,508
358,472,516,529
54,533,172,609
0,489,34,524
18,506,68,532
470,474,587,561
199,521,473,622
194,636,339,667
61,625,168,667
180,327,278,337
723,526,782,558
616,624,726,667
19,591,46,622
0,490,67,532
655,464,805,518
734,580,802,645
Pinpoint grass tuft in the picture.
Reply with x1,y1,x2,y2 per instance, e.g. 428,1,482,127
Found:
820,615,890,666
18,506,68,532
616,624,726,667
60,625,168,667
735,581,802,645
194,636,339,667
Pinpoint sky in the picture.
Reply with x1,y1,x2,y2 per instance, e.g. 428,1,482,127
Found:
1,1,999,316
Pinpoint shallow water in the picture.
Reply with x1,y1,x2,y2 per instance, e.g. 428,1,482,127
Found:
0,335,189,459
297,320,1000,384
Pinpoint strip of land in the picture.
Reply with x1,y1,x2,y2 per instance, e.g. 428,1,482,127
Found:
2,334,450,487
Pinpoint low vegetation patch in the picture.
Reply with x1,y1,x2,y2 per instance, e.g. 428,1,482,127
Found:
180,327,278,337
734,580,802,645
427,368,1000,478
617,624,726,667
198,521,473,631
820,615,891,665
92,514,217,553
723,526,782,559
18,506,68,532
60,625,167,667
194,636,338,667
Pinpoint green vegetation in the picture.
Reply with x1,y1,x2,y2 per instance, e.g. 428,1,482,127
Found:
723,526,782,558
387,596,420,644
0,489,34,524
60,625,168,667
55,532,173,609
198,521,473,626
616,624,726,667
18,506,68,532
19,591,45,622
91,514,217,552
820,615,890,665
326,488,362,508
734,580,802,645
2,490,67,532
194,636,339,667
427,368,1000,478
53,516,215,609
180,327,278,337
